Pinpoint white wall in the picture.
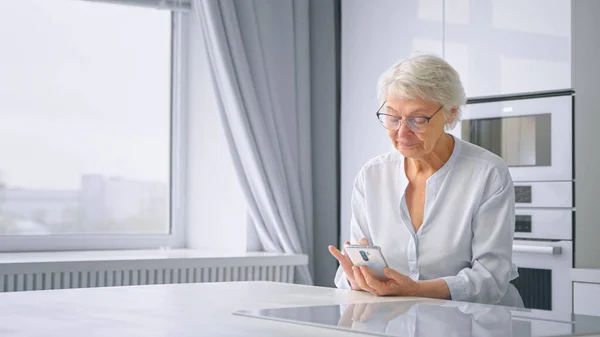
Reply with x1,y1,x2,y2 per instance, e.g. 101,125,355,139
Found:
184,14,247,253
339,0,443,244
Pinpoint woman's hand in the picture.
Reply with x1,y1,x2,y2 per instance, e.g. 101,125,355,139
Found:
354,266,420,297
328,238,375,291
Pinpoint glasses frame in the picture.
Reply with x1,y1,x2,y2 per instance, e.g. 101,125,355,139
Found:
375,100,444,133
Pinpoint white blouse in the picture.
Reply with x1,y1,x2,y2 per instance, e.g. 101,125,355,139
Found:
334,136,521,306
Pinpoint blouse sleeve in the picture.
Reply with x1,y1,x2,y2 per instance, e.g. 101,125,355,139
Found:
442,167,516,304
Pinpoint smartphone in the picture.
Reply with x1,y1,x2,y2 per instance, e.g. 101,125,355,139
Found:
344,245,390,280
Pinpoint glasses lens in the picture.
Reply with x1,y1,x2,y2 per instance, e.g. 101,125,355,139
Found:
378,114,399,130
406,117,430,133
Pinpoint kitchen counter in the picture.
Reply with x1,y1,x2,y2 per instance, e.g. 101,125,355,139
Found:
0,281,599,337
572,268,600,283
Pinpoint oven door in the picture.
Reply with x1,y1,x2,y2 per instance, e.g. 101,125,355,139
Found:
451,94,573,182
511,240,572,313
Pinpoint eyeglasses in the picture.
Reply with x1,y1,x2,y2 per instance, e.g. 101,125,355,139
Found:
375,101,444,133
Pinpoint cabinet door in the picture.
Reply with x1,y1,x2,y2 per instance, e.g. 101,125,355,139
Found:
444,0,571,97
340,0,443,243
574,282,600,316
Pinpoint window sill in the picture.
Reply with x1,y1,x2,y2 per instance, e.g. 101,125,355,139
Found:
0,249,307,266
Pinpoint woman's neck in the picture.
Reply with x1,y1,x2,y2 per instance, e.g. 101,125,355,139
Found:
406,133,455,177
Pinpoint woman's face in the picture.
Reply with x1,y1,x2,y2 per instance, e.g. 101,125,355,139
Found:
380,96,453,159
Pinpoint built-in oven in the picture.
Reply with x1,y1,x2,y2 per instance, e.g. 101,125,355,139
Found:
510,208,573,312
452,90,573,182
452,90,575,314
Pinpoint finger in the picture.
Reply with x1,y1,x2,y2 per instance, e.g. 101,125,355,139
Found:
340,256,356,279
341,241,351,257
382,268,420,296
328,241,351,257
328,245,344,262
329,246,354,268
353,266,378,294
330,246,359,289
383,267,405,280
352,266,368,290
352,303,367,321
330,245,355,272
358,238,370,245
361,266,387,295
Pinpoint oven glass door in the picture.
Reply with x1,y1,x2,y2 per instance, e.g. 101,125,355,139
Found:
511,267,553,310
462,114,551,167
451,95,572,181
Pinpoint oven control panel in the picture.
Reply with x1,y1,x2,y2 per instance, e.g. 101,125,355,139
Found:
515,215,532,233
515,186,532,203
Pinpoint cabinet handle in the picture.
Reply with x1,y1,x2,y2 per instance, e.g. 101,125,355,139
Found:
513,245,562,255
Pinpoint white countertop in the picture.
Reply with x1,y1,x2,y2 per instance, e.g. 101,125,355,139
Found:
0,281,384,337
0,281,598,337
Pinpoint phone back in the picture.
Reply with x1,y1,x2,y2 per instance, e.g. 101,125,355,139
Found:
345,246,389,280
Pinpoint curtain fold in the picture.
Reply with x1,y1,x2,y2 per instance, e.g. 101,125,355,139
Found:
195,0,313,285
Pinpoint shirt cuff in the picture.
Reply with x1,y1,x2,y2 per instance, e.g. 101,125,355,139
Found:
442,275,467,301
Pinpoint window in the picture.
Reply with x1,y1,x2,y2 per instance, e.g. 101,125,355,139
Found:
0,0,187,250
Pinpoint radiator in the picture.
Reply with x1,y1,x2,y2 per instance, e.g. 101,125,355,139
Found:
0,250,306,292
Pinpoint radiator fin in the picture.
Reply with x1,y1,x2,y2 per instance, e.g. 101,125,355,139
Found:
1,263,296,292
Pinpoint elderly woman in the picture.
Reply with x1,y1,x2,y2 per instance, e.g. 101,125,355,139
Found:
329,54,522,307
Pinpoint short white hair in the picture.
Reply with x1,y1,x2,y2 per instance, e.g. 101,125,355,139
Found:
376,54,466,130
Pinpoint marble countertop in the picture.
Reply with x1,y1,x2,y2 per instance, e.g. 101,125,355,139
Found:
0,281,598,337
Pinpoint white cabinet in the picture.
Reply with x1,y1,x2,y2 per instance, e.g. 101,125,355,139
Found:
444,0,571,97
574,282,600,316
340,0,443,243
339,0,572,243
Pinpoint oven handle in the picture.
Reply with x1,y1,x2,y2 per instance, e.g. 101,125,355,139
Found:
513,244,562,255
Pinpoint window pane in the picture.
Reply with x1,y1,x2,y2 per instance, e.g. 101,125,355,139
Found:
0,0,171,235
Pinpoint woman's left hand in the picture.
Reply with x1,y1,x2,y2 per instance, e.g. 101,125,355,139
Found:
353,265,420,297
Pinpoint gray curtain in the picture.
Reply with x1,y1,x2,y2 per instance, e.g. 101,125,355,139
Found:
195,0,313,285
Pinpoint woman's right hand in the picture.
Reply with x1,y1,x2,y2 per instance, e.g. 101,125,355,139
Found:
328,238,371,291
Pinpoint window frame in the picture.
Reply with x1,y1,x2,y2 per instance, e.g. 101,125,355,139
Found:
0,10,187,252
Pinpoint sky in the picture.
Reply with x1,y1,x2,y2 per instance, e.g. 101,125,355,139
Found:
0,0,171,190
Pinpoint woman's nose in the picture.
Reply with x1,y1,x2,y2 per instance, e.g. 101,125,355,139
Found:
398,121,413,136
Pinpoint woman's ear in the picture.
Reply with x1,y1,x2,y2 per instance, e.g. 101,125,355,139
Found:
445,107,458,125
